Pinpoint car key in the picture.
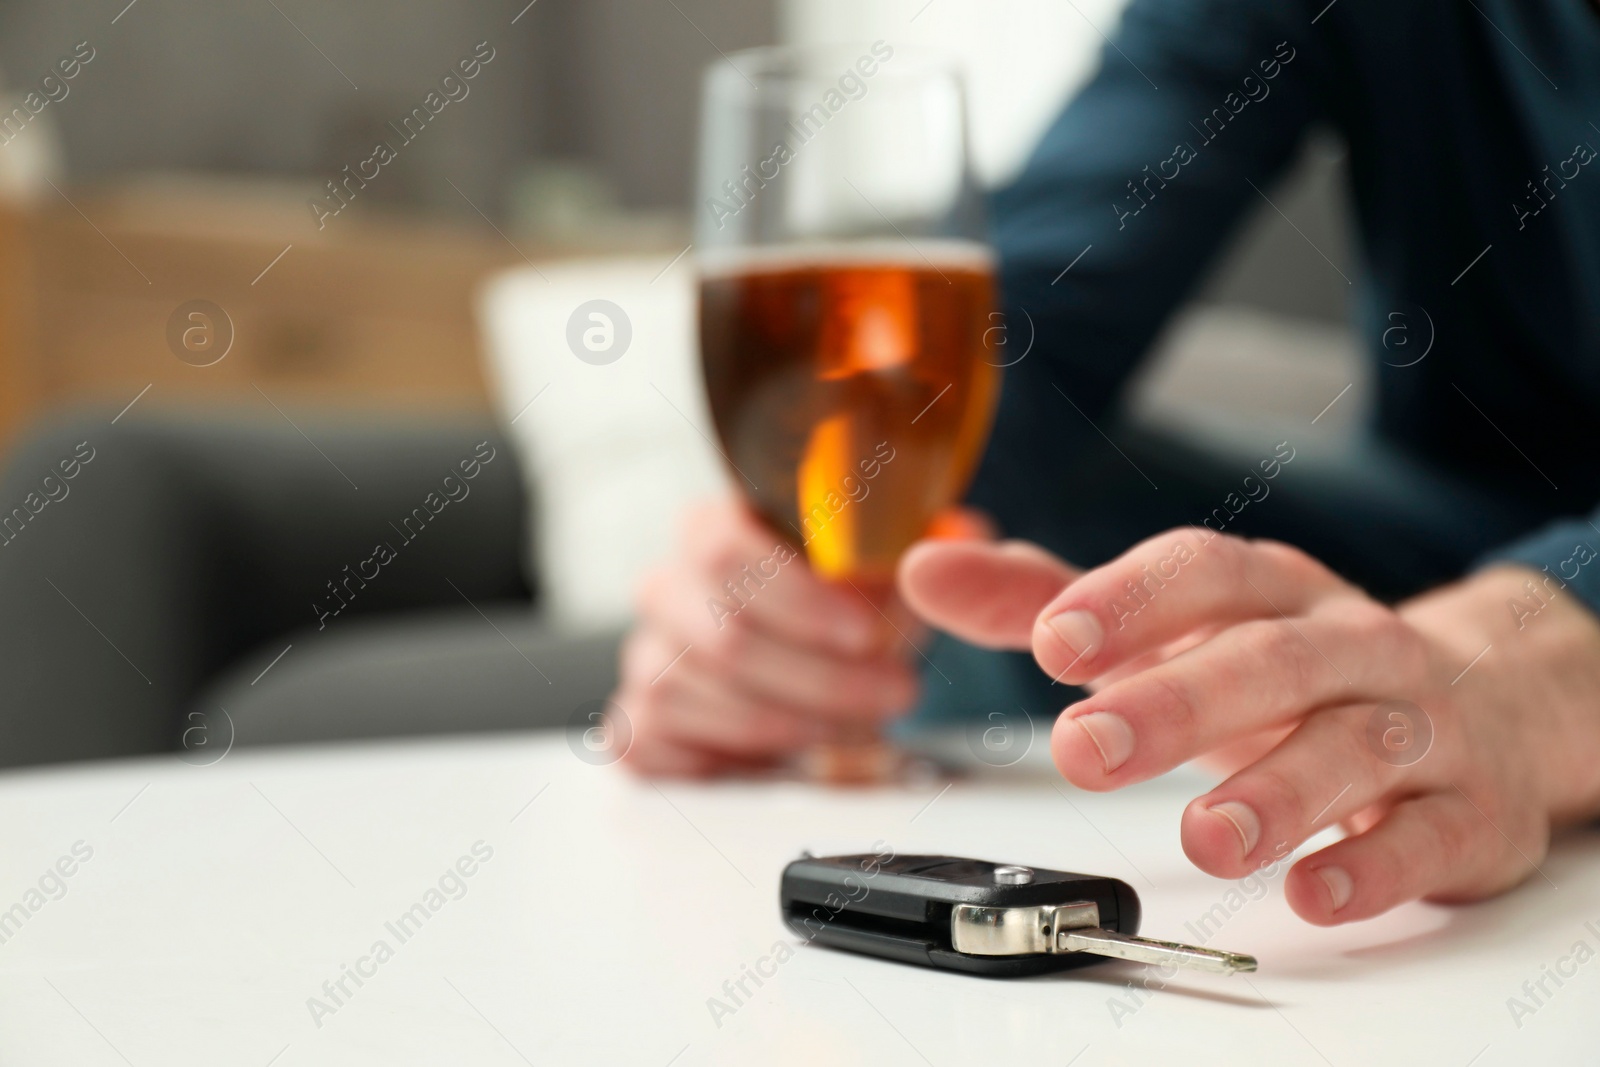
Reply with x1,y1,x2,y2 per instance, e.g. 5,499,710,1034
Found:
780,852,1256,977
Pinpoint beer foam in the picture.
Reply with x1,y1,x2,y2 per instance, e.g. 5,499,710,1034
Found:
698,238,994,278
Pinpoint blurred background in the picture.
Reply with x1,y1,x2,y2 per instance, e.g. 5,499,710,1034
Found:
0,0,1362,753
0,0,1355,444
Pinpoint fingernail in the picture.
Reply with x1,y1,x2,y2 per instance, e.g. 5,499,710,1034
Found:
1317,865,1353,912
1073,711,1135,773
1046,610,1102,666
1208,800,1261,858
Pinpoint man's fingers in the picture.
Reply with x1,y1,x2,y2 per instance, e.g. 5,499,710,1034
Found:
618,494,926,777
679,498,881,655
1031,530,1350,685
695,621,917,719
638,671,830,756
626,593,914,721
619,736,726,778
1282,790,1545,925
1053,605,1426,788
620,632,841,759
1177,705,1408,878
898,539,1080,650
1081,626,1219,692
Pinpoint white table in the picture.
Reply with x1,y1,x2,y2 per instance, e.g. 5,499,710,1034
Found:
1,733,1595,1066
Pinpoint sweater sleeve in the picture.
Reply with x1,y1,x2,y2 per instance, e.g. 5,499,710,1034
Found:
970,0,1329,553
1479,514,1600,621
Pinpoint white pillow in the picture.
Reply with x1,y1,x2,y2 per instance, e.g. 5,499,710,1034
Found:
478,257,728,631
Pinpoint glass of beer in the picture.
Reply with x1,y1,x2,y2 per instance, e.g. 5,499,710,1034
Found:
695,45,999,779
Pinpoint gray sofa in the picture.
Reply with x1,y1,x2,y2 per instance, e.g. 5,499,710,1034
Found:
0,408,620,768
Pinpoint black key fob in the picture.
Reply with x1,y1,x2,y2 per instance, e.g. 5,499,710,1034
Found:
781,852,1256,977
780,852,1141,977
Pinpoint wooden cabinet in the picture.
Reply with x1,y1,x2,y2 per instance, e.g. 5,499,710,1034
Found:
2,179,533,449
0,202,42,445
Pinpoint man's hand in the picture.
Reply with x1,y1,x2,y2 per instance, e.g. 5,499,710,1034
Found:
900,528,1600,925
612,498,920,776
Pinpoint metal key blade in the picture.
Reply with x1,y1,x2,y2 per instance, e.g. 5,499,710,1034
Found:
1057,927,1257,975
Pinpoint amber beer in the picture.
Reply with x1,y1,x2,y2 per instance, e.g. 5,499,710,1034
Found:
700,242,1000,583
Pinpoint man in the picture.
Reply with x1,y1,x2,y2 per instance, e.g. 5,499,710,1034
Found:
613,0,1600,928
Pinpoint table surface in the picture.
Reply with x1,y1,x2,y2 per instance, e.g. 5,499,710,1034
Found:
1,732,1596,1066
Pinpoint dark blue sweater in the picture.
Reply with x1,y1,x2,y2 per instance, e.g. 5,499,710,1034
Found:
980,0,1600,613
